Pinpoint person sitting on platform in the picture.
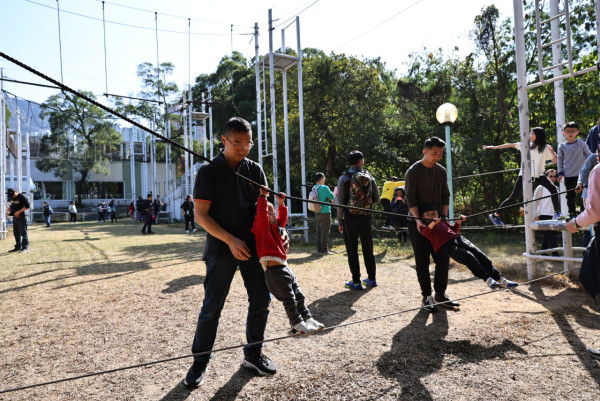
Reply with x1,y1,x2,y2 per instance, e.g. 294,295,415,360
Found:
418,204,519,291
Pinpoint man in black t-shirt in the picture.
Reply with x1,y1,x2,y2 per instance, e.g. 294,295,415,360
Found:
405,137,458,313
183,117,275,388
7,188,30,253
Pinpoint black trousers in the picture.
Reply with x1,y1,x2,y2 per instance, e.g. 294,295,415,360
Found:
442,236,501,282
496,175,559,216
342,213,376,283
408,220,449,297
564,176,583,216
381,198,392,226
264,264,311,326
13,217,28,249
69,212,77,222
538,215,559,256
184,215,195,230
142,212,153,233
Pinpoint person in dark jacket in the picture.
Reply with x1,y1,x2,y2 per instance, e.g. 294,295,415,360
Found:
42,201,53,227
180,194,197,233
7,188,30,253
141,193,154,234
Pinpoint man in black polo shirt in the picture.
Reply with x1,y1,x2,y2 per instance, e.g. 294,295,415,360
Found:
184,117,274,388
405,137,459,312
7,188,30,253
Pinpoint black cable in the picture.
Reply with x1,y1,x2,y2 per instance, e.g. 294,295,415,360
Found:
24,0,245,36
0,265,579,395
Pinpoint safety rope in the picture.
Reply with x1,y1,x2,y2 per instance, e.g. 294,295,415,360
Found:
0,266,580,395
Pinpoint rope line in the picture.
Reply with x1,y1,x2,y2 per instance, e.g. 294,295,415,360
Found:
0,266,580,395
0,52,585,223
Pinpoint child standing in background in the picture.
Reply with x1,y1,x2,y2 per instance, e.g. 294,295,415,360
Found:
557,121,592,218
391,187,409,243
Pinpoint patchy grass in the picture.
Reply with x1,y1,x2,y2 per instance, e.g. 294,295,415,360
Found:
1,221,599,400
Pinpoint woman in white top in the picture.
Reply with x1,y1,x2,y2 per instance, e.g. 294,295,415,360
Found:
483,126,563,225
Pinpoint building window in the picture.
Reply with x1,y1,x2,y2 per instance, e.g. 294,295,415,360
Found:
80,182,125,199
34,182,64,200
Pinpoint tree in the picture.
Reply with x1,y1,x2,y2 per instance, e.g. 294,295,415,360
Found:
37,91,121,204
112,62,180,164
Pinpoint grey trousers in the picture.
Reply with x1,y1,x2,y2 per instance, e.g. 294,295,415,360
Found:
264,264,312,326
315,212,331,253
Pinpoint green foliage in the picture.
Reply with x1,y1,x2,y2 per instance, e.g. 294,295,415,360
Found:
37,91,121,201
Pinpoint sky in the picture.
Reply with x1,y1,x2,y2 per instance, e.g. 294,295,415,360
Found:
0,0,515,106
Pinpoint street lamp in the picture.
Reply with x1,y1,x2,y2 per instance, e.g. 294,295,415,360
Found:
435,103,458,220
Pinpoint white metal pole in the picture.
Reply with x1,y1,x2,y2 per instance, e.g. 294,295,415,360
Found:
514,0,537,279
16,107,22,195
255,23,263,168
0,70,6,239
183,91,189,195
188,85,193,192
268,9,278,194
282,29,291,212
130,128,136,204
209,88,214,159
296,16,308,243
550,0,572,273
26,127,32,224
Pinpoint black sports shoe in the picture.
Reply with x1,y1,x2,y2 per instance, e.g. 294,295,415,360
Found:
183,360,208,388
242,353,277,376
434,293,460,309
422,295,437,313
8,247,21,253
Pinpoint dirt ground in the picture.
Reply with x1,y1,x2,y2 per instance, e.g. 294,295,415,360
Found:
1,221,599,401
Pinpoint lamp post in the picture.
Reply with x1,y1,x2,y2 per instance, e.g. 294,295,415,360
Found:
435,103,458,220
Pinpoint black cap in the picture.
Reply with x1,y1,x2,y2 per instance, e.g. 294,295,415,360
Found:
7,188,15,196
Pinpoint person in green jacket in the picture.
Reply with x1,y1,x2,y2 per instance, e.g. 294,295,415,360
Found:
312,172,335,255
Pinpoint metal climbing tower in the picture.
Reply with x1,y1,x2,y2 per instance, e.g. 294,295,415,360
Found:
513,0,600,279
255,10,309,243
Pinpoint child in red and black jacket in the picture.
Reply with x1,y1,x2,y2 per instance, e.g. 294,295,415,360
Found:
252,186,324,335
418,204,518,290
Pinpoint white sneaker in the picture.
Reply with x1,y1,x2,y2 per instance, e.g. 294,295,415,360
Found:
486,277,501,290
193,228,197,233
305,317,325,332
186,230,190,233
289,320,316,335
500,277,519,289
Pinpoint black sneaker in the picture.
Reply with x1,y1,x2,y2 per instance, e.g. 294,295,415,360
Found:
434,293,460,309
422,295,437,313
242,353,277,376
8,247,21,253
183,360,208,388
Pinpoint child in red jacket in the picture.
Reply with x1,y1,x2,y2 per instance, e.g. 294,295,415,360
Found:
252,186,324,335
418,204,518,290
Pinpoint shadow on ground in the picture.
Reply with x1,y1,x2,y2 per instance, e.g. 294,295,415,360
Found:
377,309,526,400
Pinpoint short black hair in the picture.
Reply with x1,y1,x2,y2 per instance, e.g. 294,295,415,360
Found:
563,121,579,131
424,136,446,150
314,172,325,182
224,117,252,137
419,204,438,215
347,150,364,166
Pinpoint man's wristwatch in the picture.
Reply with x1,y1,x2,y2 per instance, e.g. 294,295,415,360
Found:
573,219,581,228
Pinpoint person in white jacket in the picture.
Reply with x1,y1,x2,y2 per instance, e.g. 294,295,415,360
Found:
533,169,559,256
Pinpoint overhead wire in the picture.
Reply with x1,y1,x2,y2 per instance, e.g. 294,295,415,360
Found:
335,0,426,52
0,265,581,395
23,0,246,36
